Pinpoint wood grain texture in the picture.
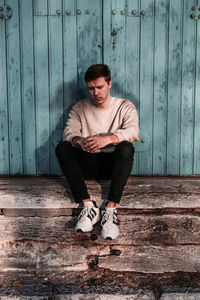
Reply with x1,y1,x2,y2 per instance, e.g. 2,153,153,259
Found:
98,245,200,273
167,0,182,174
126,0,140,175
1,177,200,210
1,214,200,246
109,0,126,99
139,0,154,174
180,0,196,174
63,0,78,129
34,1,50,174
6,0,23,174
1,215,200,273
48,0,63,174
194,7,200,175
160,293,200,300
0,0,9,174
153,0,168,174
20,0,36,174
56,295,155,300
77,0,102,99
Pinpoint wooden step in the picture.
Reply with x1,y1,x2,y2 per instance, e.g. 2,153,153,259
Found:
1,176,200,216
1,176,200,297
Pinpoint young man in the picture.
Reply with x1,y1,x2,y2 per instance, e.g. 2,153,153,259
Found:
56,64,139,240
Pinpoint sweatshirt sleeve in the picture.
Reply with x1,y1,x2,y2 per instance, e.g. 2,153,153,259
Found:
63,103,82,143
112,100,139,143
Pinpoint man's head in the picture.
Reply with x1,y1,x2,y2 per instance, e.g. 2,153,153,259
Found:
84,64,112,108
84,64,111,84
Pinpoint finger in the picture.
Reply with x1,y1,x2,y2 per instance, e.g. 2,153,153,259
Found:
87,144,97,151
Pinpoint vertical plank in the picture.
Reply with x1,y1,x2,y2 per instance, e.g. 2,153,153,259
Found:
103,0,126,98
77,0,102,99
194,0,200,174
112,0,126,98
63,0,77,126
153,0,168,174
180,0,196,174
48,0,63,173
126,0,140,174
20,0,36,174
5,0,23,174
167,0,183,174
34,0,50,174
33,0,48,16
138,0,154,174
103,0,112,66
0,0,9,174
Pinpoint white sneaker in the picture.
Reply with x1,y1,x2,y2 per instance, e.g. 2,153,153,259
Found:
101,207,119,240
75,202,100,233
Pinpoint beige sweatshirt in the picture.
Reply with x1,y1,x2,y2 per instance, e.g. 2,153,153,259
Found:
63,97,139,151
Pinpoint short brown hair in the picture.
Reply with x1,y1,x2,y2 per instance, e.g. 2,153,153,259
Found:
84,64,111,84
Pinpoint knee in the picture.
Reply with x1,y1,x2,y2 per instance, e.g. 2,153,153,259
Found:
115,141,135,160
55,141,72,158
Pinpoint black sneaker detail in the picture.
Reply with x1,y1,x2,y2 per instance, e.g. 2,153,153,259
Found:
106,237,112,240
87,207,97,221
76,229,83,233
92,201,98,208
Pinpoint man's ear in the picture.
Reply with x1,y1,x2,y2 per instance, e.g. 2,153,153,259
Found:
109,80,112,88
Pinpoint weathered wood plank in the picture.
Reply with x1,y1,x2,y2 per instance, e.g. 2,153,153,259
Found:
0,240,88,272
34,1,50,174
160,293,200,300
139,0,154,174
0,177,200,210
56,294,155,300
180,0,196,174
33,0,47,16
126,0,140,174
1,227,200,273
0,0,9,174
153,0,168,174
194,11,200,175
77,0,102,99
99,245,200,273
0,293,155,300
167,0,182,174
1,214,200,246
6,0,23,174
48,0,63,174
20,0,36,174
109,0,126,99
63,0,78,130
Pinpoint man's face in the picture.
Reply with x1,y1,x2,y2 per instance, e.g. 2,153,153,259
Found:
87,76,112,108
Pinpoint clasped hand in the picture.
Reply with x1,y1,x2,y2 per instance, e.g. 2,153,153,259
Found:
80,135,109,153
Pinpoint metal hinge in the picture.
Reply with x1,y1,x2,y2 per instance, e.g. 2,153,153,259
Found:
0,5,12,20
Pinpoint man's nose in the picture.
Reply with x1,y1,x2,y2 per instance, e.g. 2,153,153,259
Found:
94,88,99,95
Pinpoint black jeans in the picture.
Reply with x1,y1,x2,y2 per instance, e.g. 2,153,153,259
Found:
55,141,134,203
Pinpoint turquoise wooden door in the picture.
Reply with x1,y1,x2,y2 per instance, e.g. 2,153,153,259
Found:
0,0,200,175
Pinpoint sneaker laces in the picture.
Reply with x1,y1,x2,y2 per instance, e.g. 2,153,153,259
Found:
77,207,89,220
101,209,118,226
78,206,96,221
